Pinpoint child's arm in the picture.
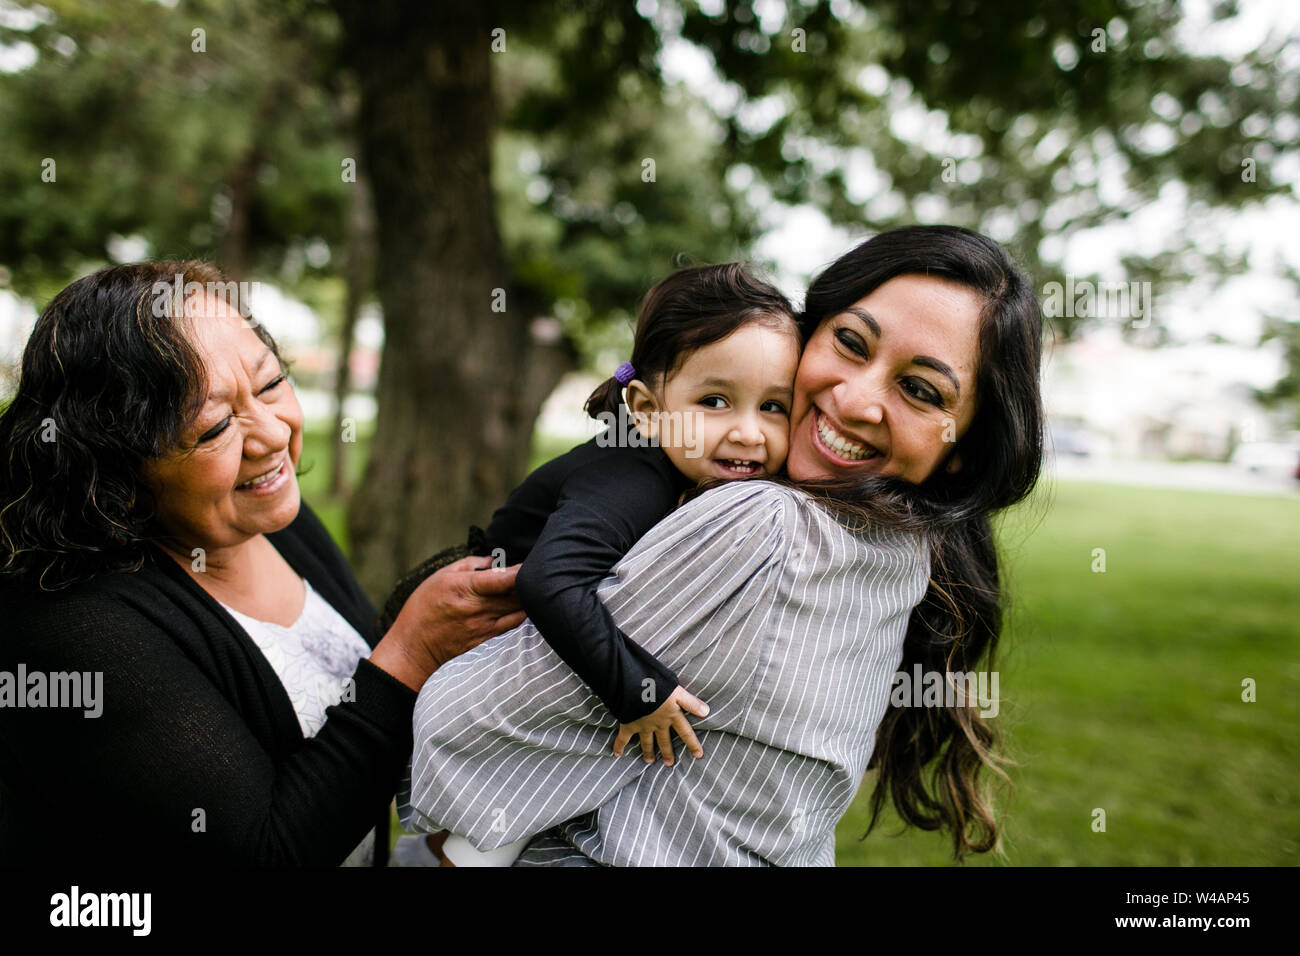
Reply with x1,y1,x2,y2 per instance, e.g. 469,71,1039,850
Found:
513,451,698,735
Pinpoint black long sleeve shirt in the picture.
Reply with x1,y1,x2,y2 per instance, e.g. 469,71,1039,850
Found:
482,415,693,723
0,503,414,865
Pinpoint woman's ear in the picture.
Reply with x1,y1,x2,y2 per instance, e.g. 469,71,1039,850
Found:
624,379,659,440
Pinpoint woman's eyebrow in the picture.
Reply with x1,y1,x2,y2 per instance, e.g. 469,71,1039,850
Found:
843,307,881,337
914,356,961,396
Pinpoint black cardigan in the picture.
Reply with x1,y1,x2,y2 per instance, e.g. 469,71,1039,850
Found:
0,502,416,866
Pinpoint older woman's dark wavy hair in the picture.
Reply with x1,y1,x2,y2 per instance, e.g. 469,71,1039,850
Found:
791,225,1043,857
0,261,283,591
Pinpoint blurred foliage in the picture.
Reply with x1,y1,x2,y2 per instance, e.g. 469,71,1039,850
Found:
1257,263,1300,426
0,0,1296,355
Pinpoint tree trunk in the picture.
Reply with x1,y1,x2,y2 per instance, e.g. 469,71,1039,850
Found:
329,155,375,499
218,85,283,282
332,0,571,601
218,144,260,282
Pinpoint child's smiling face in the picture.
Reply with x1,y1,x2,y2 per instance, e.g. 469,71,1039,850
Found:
625,319,801,483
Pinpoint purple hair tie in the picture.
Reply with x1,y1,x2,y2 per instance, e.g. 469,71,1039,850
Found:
614,362,637,385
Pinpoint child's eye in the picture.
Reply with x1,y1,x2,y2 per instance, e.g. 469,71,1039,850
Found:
699,395,728,409
761,400,789,415
260,374,286,394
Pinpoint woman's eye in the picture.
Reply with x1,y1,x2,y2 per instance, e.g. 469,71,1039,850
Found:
260,374,286,394
198,418,230,443
761,400,789,415
902,378,943,406
699,396,727,409
834,327,868,357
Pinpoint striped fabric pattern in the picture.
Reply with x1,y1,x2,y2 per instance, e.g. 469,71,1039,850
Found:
399,480,929,866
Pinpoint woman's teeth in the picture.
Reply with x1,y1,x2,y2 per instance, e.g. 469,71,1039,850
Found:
238,461,283,489
816,414,876,461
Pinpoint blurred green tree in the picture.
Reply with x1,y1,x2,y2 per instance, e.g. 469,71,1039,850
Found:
1,0,1294,594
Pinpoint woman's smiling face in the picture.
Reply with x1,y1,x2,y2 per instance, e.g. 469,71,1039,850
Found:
142,295,303,553
787,274,983,484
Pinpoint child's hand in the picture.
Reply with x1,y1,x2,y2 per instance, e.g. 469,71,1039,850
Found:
613,685,710,766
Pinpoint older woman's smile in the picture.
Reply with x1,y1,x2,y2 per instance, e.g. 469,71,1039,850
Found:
236,456,291,494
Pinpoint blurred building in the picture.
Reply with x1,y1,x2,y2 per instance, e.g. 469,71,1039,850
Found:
1042,326,1289,462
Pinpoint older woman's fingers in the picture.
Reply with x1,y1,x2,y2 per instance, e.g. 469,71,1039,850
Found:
638,731,656,764
442,555,495,573
672,716,704,759
494,611,527,633
464,563,521,595
655,727,675,767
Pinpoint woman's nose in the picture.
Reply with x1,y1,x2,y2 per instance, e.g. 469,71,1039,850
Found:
243,402,292,458
839,375,886,425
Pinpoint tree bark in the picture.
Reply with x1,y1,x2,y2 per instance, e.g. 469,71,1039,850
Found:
329,154,375,499
332,0,571,600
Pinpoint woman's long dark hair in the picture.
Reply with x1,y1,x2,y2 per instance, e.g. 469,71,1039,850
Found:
0,261,284,591
584,262,797,418
779,225,1043,858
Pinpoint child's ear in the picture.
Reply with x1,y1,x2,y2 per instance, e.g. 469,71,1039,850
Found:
624,379,658,415
945,450,963,474
623,379,659,437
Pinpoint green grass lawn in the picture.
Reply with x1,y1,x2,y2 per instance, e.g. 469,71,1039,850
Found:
300,428,1300,866
836,480,1299,866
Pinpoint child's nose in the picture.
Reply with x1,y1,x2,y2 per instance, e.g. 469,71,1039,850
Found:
728,415,766,446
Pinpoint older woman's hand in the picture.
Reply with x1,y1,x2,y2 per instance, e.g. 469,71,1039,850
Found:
371,555,526,691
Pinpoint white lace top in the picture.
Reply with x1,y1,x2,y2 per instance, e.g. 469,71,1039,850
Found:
220,577,377,866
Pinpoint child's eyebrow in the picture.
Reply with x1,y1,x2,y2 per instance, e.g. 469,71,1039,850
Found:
695,376,735,389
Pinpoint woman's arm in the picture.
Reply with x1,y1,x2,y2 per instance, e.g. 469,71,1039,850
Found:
399,480,790,850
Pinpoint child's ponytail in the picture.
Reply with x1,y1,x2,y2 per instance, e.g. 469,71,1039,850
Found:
583,377,624,419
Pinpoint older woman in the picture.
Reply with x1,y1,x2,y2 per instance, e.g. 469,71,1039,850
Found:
0,262,524,865
398,225,1044,865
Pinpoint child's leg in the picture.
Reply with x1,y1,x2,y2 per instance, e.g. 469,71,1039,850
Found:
440,833,532,867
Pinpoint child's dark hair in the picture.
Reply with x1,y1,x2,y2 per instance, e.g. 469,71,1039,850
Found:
584,263,797,418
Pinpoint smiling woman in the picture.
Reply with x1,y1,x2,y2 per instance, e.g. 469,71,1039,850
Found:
398,226,1046,866
0,260,526,865
140,295,309,626
788,274,982,484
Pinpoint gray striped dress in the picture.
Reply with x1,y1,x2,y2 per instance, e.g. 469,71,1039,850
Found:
398,480,929,866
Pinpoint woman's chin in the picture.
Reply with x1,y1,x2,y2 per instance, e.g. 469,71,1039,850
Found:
233,479,301,534
788,443,838,481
